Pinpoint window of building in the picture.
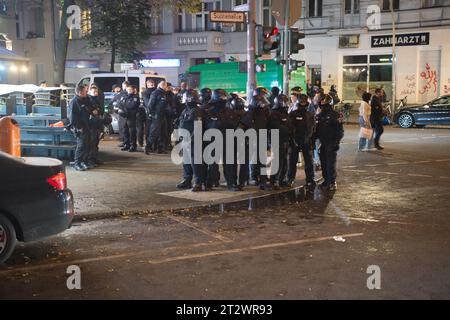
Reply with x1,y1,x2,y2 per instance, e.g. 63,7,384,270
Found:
308,0,323,17
177,9,185,32
233,0,248,32
345,0,360,14
422,0,444,8
263,0,276,27
193,1,222,32
382,0,399,11
342,54,392,101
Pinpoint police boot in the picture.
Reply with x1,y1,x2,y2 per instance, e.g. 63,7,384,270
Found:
192,184,202,192
328,182,338,192
177,180,192,189
227,184,241,192
121,145,130,151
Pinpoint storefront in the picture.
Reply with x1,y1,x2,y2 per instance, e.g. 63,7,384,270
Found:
0,47,30,85
295,26,450,104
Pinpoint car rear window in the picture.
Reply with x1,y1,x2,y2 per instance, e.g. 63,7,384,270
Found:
93,77,139,93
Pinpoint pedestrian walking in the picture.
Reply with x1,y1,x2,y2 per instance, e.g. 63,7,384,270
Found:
370,88,385,150
359,92,373,151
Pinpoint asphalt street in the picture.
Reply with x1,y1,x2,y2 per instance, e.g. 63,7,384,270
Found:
1,125,450,299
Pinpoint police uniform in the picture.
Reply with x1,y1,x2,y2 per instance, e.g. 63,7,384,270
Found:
70,95,91,170
148,87,168,153
316,102,344,190
87,95,105,166
287,104,316,186
121,93,141,151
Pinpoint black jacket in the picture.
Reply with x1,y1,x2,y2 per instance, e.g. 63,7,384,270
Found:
179,104,202,136
69,95,91,130
370,96,384,121
289,107,316,146
247,104,270,130
149,88,168,118
203,100,239,131
88,95,105,129
108,91,127,113
143,88,155,111
121,93,141,119
268,107,293,142
316,104,344,145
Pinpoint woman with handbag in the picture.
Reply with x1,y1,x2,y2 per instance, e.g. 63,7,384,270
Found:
359,92,373,151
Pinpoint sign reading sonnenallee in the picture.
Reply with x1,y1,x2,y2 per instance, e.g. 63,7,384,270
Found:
371,32,430,48
210,11,246,23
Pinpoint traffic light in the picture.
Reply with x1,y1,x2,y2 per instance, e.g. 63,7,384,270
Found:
290,28,305,55
262,26,280,54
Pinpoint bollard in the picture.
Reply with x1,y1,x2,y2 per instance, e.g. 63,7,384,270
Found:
0,116,21,157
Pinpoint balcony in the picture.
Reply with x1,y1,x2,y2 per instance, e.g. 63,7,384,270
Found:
173,31,224,52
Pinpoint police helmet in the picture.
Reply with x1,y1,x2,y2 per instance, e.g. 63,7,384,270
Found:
199,88,212,103
231,96,246,111
273,94,289,109
253,87,269,97
252,95,271,109
321,94,333,106
299,94,309,105
183,89,199,105
210,89,228,102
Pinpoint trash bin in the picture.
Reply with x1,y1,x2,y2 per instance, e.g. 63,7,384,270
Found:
0,116,21,157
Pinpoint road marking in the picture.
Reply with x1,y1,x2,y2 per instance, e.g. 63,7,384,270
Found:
343,169,368,173
388,162,409,166
434,159,450,162
413,160,433,164
374,171,399,175
0,233,364,275
407,174,433,178
146,233,365,265
365,164,382,167
168,215,233,243
342,165,357,169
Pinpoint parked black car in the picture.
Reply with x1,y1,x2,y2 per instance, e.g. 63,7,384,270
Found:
0,151,74,264
394,95,450,128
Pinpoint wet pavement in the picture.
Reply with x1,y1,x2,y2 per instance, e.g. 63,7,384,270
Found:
1,125,450,299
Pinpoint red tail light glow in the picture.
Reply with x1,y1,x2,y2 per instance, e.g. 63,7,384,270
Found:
46,172,67,191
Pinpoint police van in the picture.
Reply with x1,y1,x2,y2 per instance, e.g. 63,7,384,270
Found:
77,70,166,98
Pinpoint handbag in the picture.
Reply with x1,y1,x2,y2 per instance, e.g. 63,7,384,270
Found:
359,127,373,139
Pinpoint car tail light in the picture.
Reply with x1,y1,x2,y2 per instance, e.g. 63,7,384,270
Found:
46,172,67,191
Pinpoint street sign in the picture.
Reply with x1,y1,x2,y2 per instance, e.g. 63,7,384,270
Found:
272,0,302,27
210,11,246,23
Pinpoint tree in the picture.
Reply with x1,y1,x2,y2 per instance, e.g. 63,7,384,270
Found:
80,0,202,72
53,0,75,85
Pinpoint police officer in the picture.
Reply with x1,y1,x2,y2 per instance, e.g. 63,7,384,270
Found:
287,94,316,188
203,89,229,190
230,95,251,189
148,81,169,154
70,84,91,171
143,79,156,154
370,88,385,150
109,81,129,147
248,87,271,190
86,85,105,168
268,94,293,189
316,94,344,191
176,89,205,192
120,84,140,152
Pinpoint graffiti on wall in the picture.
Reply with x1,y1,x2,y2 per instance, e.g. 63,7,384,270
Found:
400,74,416,96
419,63,438,95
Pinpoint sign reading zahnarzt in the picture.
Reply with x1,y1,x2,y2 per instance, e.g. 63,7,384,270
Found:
371,33,430,48
210,11,246,23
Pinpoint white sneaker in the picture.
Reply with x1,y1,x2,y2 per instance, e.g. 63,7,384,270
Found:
359,148,369,152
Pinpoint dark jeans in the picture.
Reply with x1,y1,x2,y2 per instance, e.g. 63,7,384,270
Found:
118,116,126,141
288,143,315,183
271,142,289,185
88,128,101,163
223,137,237,187
371,119,384,147
148,116,167,151
74,129,91,165
182,140,204,185
136,116,146,146
319,143,339,185
123,117,137,148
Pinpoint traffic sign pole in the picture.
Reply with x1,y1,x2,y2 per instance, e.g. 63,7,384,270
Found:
283,0,290,94
246,0,257,101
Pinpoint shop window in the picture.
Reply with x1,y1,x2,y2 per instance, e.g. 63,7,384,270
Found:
382,0,399,11
342,54,392,101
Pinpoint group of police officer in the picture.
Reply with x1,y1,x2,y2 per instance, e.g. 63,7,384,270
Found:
176,86,344,193
70,80,344,192
69,83,111,172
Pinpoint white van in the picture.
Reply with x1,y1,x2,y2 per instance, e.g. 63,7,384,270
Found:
77,70,167,97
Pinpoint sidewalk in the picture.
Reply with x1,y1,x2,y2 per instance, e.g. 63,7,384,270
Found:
67,137,311,221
